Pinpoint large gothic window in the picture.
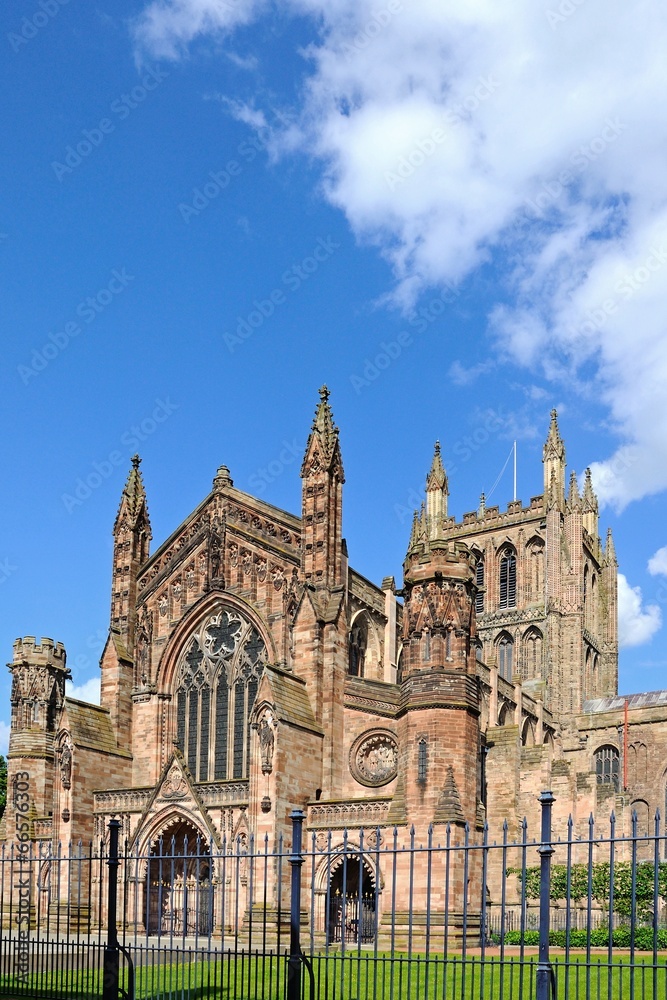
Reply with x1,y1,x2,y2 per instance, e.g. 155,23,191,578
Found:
499,549,517,609
174,606,267,782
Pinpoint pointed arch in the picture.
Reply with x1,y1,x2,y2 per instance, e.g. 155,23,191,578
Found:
522,626,543,681
525,536,544,604
155,590,277,693
496,631,514,681
313,841,380,893
138,813,215,937
521,718,536,746
498,546,517,609
167,597,271,782
472,549,485,614
594,744,620,792
348,610,381,678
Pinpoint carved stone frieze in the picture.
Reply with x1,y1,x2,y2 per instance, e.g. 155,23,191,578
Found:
225,505,300,549
195,781,249,806
137,514,209,597
479,606,545,628
307,798,391,829
93,788,152,813
344,693,398,718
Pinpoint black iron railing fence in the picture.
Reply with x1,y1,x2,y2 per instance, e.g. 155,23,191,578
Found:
0,795,666,1000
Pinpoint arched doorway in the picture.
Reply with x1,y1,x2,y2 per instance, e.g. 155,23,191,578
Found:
326,856,377,945
144,819,213,936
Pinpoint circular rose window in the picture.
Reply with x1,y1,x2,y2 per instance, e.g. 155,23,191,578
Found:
349,730,398,787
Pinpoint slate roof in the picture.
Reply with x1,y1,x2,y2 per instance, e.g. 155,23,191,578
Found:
64,698,131,757
265,665,323,734
583,690,667,714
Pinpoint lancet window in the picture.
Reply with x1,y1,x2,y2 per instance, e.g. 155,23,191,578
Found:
594,745,620,792
499,549,517,609
474,553,485,614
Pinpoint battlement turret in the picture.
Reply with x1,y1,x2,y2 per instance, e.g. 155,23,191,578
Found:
9,636,70,736
12,636,67,669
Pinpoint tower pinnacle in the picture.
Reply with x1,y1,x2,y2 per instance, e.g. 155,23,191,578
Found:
425,441,448,537
111,456,151,643
543,408,566,506
301,384,343,478
300,387,345,587
582,467,599,536
115,455,151,532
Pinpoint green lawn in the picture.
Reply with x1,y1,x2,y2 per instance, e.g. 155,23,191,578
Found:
2,949,667,1000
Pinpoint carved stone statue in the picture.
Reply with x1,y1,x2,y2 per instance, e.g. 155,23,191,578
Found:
258,712,275,774
60,743,72,790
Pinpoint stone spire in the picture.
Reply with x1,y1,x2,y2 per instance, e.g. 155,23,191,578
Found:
582,467,599,536
426,441,447,491
111,455,151,644
567,470,581,510
300,386,345,588
605,526,617,565
300,385,344,479
425,441,448,538
542,408,566,506
114,455,151,534
582,468,596,508
409,508,420,548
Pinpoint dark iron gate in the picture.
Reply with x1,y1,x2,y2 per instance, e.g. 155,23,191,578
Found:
1,794,666,1000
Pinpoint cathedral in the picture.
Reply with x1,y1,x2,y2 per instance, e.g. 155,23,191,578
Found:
4,387,667,933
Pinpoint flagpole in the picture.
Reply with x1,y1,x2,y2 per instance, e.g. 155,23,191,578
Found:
513,441,517,500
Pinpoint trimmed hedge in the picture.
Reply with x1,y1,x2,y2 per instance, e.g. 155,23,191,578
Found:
501,928,667,949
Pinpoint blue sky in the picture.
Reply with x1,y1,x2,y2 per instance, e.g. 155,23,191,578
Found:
2,0,667,752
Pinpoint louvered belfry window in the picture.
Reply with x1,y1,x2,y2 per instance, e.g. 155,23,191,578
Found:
174,606,267,782
474,555,485,614
499,551,516,609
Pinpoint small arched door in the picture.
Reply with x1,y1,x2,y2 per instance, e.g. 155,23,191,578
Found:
144,819,213,936
327,857,377,945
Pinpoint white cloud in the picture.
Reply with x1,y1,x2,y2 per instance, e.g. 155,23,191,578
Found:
0,720,9,756
648,545,667,577
132,0,267,60
66,677,101,704
617,573,662,648
448,359,494,386
133,0,667,509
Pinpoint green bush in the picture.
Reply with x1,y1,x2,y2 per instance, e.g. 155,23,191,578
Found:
502,926,667,949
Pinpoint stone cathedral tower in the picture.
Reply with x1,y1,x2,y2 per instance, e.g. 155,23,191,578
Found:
438,409,618,718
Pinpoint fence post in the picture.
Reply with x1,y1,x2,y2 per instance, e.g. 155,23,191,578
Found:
536,791,555,1000
102,819,121,1000
287,810,305,1000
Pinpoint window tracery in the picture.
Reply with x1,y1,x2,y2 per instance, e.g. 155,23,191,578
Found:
594,744,619,792
174,606,267,781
